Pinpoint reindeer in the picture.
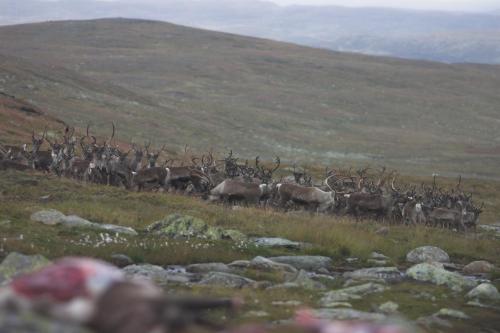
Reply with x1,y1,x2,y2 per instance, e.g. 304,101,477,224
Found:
131,167,170,191
145,143,166,168
428,205,467,232
209,179,271,205
276,180,336,213
401,196,426,225
30,128,53,172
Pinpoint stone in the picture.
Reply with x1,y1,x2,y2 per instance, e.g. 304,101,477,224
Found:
30,209,65,225
268,256,332,272
252,237,302,249
370,252,389,260
367,259,388,266
96,223,138,236
0,252,50,285
60,215,94,228
109,254,134,268
324,302,352,308
228,260,250,269
378,301,399,314
147,214,246,242
406,246,450,263
466,283,500,300
286,270,326,290
311,308,386,321
435,308,470,320
249,256,297,273
406,262,477,292
320,282,387,306
244,311,269,318
463,261,494,275
122,264,191,285
186,263,232,274
198,272,255,288
343,267,404,283
417,315,452,329
271,300,303,307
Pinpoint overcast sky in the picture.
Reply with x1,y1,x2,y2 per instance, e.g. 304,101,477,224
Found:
267,0,500,12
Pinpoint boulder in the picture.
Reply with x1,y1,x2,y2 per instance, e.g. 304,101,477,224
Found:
406,262,477,292
60,215,94,228
435,308,470,320
370,252,389,260
378,301,399,314
311,308,386,321
252,237,302,249
198,272,255,288
406,246,450,263
186,263,233,274
249,256,297,273
320,282,387,306
343,267,404,283
0,252,50,285
95,223,138,236
30,209,65,225
463,261,495,275
147,214,246,241
122,264,190,285
268,256,332,272
466,283,500,300
285,270,326,290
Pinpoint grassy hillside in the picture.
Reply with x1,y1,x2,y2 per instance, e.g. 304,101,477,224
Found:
0,19,500,178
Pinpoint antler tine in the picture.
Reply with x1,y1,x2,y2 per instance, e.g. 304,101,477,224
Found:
86,124,90,138
111,122,116,142
42,127,47,140
32,128,35,140
272,156,280,172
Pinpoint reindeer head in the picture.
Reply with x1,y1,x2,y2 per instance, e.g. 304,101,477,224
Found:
31,127,47,154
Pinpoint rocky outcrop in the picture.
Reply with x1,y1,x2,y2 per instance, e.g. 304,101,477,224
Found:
406,262,477,292
406,246,450,263
320,282,387,306
268,256,332,272
0,252,50,285
198,272,255,288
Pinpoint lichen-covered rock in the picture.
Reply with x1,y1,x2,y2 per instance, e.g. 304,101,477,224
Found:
0,252,50,285
463,260,494,275
147,214,246,241
406,246,450,263
198,272,255,288
378,301,399,314
95,223,138,236
109,254,134,268
343,267,404,283
268,255,332,272
30,209,65,225
466,283,500,300
320,282,387,306
406,262,477,292
252,237,302,249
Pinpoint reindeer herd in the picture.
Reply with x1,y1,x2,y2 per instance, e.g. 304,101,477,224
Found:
0,125,484,232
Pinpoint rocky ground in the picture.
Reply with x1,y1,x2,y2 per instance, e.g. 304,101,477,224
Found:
1,209,500,333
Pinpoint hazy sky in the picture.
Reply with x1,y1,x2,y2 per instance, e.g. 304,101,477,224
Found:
268,0,500,12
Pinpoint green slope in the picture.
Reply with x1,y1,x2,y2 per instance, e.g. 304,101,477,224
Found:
0,18,499,178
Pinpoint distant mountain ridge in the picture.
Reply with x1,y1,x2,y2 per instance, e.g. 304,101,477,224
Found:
1,0,500,64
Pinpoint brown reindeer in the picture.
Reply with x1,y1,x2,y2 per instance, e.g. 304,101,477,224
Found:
209,179,271,205
276,182,336,213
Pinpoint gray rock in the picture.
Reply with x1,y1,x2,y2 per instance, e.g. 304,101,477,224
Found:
271,300,303,307
406,262,477,292
463,261,495,275
244,311,269,318
406,246,450,263
60,215,94,228
110,254,134,268
252,237,302,249
466,283,500,300
123,264,191,285
199,272,255,288
311,308,386,321
367,259,388,266
186,263,232,274
343,267,404,283
378,301,399,314
97,223,138,236
286,270,326,290
249,256,297,273
0,252,50,285
370,252,389,260
30,209,65,225
417,315,452,329
268,256,332,272
228,260,251,269
435,308,470,320
320,282,387,305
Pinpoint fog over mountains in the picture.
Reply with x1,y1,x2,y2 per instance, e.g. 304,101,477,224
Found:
1,0,500,63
